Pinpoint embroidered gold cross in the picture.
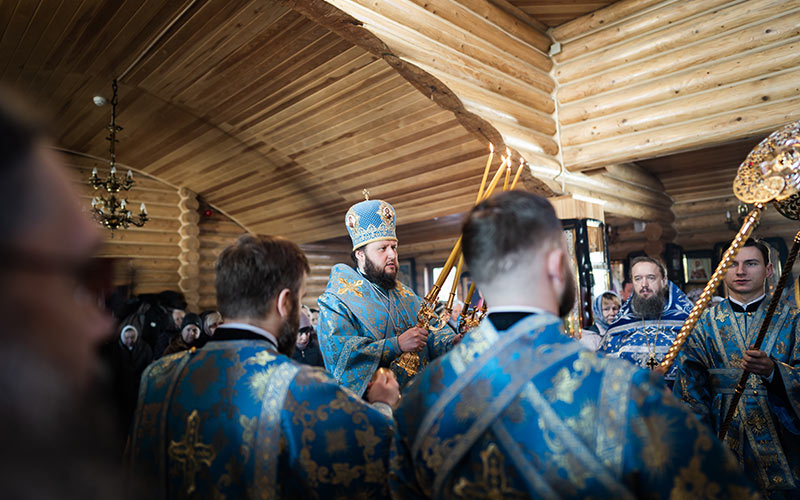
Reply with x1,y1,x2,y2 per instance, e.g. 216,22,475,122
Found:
168,410,216,495
337,278,363,297
453,443,527,499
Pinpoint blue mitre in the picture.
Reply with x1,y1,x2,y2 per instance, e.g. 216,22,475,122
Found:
345,198,397,250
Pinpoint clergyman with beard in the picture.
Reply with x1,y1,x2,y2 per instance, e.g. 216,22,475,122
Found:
390,191,757,498
127,235,400,498
600,256,693,387
317,197,459,394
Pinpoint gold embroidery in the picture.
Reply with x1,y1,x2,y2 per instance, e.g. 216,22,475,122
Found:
245,350,276,367
325,428,347,455
452,443,527,499
168,410,217,495
248,368,278,400
337,277,364,297
396,283,413,298
239,415,257,462
454,378,493,421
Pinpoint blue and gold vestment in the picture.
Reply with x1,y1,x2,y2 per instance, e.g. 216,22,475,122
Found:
601,281,693,384
317,264,456,395
674,298,800,496
127,330,395,499
391,312,758,499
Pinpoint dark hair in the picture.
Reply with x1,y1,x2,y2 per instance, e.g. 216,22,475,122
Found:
0,88,50,246
630,256,667,280
215,235,309,320
737,238,770,265
462,191,562,285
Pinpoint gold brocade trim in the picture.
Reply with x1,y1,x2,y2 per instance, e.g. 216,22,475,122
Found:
453,443,527,499
168,410,217,495
337,278,364,297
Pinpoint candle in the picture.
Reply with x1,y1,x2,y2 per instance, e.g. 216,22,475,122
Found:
476,143,494,203
464,282,475,306
91,167,98,177
510,158,525,190
91,198,97,208
120,199,126,209
126,169,133,179
110,166,116,176
503,148,512,191
140,202,147,214
479,154,509,203
446,255,464,310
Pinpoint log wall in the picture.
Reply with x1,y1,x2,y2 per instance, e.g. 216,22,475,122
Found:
552,0,800,170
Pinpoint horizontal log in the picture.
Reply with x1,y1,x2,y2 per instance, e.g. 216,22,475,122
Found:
600,163,665,192
557,12,800,107
554,0,731,63
672,197,741,216
99,243,181,258
563,95,800,170
551,0,665,42
560,67,800,147
455,0,551,51
555,0,789,84
674,208,794,231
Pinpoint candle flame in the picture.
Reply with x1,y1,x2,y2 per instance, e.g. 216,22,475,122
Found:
489,143,494,153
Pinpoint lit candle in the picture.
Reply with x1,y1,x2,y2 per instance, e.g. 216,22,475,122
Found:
510,158,525,190
91,198,97,208
126,169,133,179
110,166,116,176
476,143,494,203
91,167,98,177
120,199,126,210
140,202,147,214
479,154,509,203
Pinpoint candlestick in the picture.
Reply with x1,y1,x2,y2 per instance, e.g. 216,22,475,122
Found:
446,255,464,310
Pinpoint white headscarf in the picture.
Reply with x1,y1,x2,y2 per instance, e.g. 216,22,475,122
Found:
120,325,138,351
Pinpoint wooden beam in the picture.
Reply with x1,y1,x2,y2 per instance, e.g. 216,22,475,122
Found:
551,0,665,42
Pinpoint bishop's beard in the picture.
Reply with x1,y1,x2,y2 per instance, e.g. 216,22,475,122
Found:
363,255,397,290
632,286,668,320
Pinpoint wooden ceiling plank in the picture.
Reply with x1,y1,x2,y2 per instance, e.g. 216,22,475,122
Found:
125,0,256,87
140,0,288,96
212,36,359,125
221,47,380,130
0,0,44,77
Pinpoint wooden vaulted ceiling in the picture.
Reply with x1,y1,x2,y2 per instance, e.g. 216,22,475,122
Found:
1,0,525,244
3,0,797,252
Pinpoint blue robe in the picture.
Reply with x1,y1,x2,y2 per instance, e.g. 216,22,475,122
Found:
673,298,800,495
317,264,457,395
391,313,758,499
127,329,395,499
600,281,693,382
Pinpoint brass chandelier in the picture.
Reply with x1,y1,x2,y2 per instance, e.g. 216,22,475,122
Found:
89,79,147,233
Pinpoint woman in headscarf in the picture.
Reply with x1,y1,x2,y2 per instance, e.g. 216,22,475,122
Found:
162,313,203,356
579,291,621,350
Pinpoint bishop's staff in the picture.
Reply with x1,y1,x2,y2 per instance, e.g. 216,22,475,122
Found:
659,121,800,373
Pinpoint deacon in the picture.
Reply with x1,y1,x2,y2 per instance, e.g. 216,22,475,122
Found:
600,256,693,385
390,191,757,499
674,239,800,497
128,235,399,498
317,196,458,395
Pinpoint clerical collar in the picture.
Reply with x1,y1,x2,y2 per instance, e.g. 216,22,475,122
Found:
215,323,279,349
487,306,550,331
728,294,766,313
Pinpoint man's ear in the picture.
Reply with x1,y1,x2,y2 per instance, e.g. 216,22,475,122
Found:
545,244,565,288
766,261,775,280
355,248,365,267
276,288,293,319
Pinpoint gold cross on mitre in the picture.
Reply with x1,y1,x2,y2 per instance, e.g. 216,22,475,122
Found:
362,188,370,200
168,410,217,495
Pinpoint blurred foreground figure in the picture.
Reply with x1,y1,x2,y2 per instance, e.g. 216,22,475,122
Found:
0,90,122,498
390,191,757,499
128,235,398,498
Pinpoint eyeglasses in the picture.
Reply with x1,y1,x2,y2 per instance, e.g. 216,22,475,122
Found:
0,248,114,300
